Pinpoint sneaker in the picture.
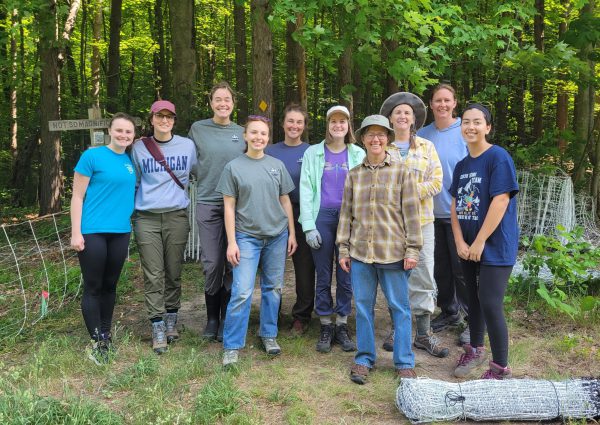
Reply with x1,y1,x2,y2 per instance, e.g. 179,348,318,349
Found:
316,324,335,353
382,329,394,352
152,321,168,355
88,340,110,366
165,313,179,344
431,311,464,333
261,337,281,355
349,363,370,385
397,368,417,379
458,325,470,346
334,324,356,352
223,349,239,368
290,319,306,336
481,361,512,379
454,344,487,378
414,331,449,358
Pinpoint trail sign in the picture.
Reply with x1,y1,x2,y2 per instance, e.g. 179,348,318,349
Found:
48,117,142,131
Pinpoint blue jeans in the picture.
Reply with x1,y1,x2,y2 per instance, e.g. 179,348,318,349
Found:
312,208,352,317
223,230,288,350
351,259,414,370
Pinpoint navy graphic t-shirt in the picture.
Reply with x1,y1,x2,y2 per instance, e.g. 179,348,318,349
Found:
449,145,519,266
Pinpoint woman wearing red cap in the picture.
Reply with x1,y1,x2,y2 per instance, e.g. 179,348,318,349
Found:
131,100,197,354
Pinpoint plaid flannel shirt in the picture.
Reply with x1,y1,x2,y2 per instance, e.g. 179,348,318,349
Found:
336,153,423,264
389,136,442,226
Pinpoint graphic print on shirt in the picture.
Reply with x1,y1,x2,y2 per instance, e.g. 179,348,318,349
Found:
455,172,482,221
141,156,189,173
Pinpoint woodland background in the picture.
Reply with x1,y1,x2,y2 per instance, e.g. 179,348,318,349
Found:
0,0,598,217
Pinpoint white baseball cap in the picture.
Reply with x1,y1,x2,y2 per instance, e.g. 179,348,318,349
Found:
326,105,351,120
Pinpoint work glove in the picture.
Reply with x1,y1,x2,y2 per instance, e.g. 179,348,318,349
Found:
305,229,322,250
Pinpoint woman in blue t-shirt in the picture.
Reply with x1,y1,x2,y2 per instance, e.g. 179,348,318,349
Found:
70,113,137,365
449,104,519,380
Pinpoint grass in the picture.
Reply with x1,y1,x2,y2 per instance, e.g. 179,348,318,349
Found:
1,260,600,424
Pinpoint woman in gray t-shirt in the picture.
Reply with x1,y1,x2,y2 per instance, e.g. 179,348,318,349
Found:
216,116,297,367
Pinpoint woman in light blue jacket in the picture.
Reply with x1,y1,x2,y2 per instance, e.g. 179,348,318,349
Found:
299,105,365,354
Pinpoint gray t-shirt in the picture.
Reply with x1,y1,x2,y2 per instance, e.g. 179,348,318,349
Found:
131,135,197,212
188,118,245,205
216,154,295,238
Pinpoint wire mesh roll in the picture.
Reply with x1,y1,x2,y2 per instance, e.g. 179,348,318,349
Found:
396,378,600,423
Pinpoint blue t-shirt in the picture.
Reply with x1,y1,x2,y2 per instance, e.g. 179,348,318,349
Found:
320,147,348,209
449,145,519,266
418,119,468,218
74,146,136,234
265,141,310,204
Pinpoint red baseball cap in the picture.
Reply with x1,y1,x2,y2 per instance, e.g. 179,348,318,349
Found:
151,100,176,115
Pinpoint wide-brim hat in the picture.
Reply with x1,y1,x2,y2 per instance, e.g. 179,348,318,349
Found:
379,92,427,130
355,115,394,139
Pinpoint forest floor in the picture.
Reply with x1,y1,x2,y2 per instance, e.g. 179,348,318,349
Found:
1,254,599,424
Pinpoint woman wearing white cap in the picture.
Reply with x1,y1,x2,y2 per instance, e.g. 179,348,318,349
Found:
380,92,448,358
131,100,197,354
299,105,365,353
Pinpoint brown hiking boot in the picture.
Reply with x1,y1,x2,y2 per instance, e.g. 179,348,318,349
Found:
165,313,179,343
414,331,449,358
397,368,417,379
350,363,370,385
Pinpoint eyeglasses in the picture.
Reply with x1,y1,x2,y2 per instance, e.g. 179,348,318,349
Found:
247,115,271,123
364,133,388,140
154,113,176,121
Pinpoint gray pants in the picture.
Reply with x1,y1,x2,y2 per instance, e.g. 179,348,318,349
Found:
408,222,437,315
134,209,190,320
196,203,232,295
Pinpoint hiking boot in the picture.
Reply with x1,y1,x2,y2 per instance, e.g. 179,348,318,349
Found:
88,340,110,365
334,324,356,352
165,313,179,344
290,319,306,337
397,368,417,379
431,311,464,333
481,361,512,379
216,321,224,342
382,330,394,352
316,324,335,353
203,292,220,340
350,363,370,385
454,344,487,378
414,331,449,358
458,325,470,346
261,337,281,356
223,349,239,368
217,288,230,343
152,321,168,355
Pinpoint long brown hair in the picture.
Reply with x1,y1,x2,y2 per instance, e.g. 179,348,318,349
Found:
325,112,356,145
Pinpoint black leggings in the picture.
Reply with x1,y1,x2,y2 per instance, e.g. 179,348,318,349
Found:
461,261,513,367
78,232,130,340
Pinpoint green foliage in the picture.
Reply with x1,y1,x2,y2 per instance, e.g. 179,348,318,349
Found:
192,373,248,424
511,226,600,318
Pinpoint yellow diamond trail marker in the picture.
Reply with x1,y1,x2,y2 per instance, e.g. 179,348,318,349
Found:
259,100,268,112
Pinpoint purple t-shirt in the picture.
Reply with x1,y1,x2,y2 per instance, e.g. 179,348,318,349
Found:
265,141,310,204
320,146,348,209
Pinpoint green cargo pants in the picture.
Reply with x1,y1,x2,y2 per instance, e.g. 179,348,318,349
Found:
133,209,190,320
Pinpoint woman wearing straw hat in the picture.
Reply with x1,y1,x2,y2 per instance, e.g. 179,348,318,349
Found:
299,105,365,353
338,115,422,384
380,92,449,358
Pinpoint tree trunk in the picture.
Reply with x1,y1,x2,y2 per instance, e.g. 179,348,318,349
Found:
382,38,399,98
10,9,18,160
295,13,307,117
106,0,122,113
168,0,196,132
10,130,40,207
532,0,545,140
338,45,353,116
251,0,273,123
91,0,102,107
572,0,596,184
233,1,249,123
37,0,62,215
125,20,136,112
556,12,569,153
285,19,299,105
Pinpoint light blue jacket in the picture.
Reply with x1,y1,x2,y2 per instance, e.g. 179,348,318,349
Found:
299,141,366,232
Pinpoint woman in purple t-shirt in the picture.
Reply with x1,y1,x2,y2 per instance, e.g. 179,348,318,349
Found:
299,105,365,353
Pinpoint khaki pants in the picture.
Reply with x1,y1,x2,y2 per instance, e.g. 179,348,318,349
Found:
408,222,437,316
133,209,190,320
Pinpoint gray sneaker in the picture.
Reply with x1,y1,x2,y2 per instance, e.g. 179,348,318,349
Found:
261,337,281,355
223,349,239,368
454,344,487,378
458,325,470,346
152,321,168,355
165,313,179,343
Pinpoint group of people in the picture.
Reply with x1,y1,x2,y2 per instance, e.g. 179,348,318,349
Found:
70,81,519,384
